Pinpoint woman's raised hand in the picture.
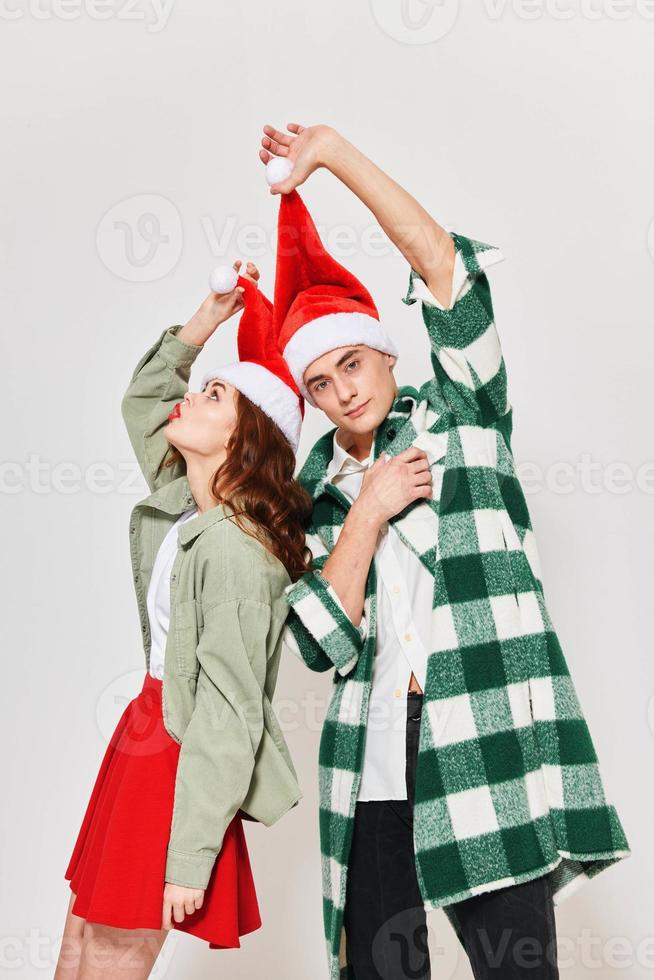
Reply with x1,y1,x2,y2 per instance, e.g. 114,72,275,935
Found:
259,122,338,195
205,258,260,321
178,259,260,347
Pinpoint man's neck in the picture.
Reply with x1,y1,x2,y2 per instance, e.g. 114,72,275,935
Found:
335,427,374,463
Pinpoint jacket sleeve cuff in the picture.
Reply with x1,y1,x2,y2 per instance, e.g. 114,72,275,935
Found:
158,324,204,370
284,571,364,677
165,846,216,891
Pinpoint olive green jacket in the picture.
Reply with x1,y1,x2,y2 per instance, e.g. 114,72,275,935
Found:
121,323,302,890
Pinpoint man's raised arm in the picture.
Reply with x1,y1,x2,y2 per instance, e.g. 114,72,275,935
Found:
262,123,456,307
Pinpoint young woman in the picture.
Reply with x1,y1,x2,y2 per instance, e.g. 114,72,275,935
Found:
55,260,311,979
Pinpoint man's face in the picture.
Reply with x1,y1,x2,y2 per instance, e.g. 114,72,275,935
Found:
303,345,397,434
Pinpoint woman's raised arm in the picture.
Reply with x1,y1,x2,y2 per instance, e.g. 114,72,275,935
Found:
120,260,260,493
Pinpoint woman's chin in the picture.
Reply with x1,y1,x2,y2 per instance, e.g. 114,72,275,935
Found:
164,424,181,448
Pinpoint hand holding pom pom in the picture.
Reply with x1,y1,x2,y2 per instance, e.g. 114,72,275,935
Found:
196,260,261,336
176,261,260,347
208,265,239,295
259,122,335,194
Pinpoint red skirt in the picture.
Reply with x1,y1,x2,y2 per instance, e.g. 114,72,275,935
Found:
64,670,261,948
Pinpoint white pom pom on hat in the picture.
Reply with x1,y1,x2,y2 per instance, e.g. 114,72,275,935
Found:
209,265,239,294
266,157,294,187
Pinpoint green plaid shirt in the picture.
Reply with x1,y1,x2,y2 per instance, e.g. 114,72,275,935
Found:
283,231,631,980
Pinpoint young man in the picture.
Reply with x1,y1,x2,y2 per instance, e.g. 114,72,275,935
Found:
260,124,631,980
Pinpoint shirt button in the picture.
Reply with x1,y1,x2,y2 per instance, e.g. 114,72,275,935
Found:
392,585,401,594
404,632,413,642
394,688,402,698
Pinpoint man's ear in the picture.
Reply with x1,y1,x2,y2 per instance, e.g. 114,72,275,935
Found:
386,353,397,370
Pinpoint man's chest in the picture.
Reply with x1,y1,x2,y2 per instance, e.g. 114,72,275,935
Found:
373,527,433,693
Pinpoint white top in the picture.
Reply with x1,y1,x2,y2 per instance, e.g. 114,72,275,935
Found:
147,506,199,680
324,431,433,801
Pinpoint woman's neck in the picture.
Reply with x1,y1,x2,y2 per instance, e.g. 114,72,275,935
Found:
184,455,225,514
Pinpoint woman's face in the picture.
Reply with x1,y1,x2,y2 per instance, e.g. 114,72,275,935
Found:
165,378,238,460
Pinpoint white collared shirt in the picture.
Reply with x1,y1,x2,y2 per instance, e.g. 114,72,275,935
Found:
147,506,198,680
325,430,434,801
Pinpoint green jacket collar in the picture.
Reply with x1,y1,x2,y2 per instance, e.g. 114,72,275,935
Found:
136,474,231,545
178,504,232,545
138,475,195,514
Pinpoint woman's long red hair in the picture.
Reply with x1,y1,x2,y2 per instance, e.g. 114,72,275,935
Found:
165,391,312,581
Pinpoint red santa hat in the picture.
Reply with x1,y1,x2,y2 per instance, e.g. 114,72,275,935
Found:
200,271,304,452
273,189,398,406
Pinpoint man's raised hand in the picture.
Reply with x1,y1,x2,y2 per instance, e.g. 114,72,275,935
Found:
259,122,338,195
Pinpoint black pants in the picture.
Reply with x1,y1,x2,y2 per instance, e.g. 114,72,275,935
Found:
343,692,559,979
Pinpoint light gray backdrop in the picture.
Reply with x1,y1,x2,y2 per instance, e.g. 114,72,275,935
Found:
2,1,652,977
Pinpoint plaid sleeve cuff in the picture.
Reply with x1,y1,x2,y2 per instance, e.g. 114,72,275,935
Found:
284,571,364,677
402,232,504,312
